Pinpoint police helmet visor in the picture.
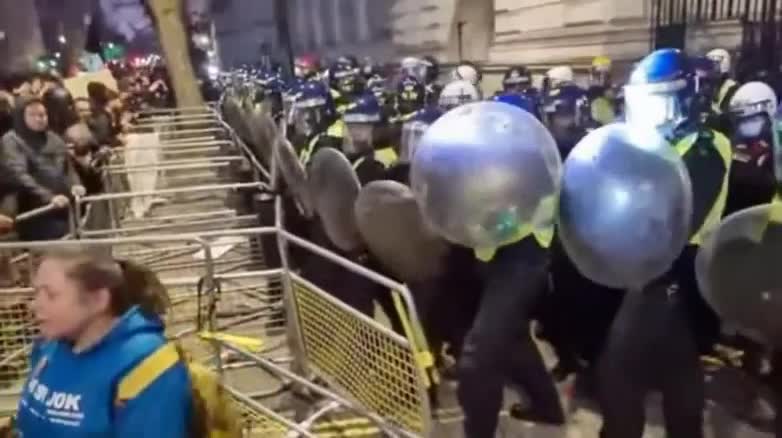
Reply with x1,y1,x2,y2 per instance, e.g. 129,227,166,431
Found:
338,75,359,94
403,64,428,84
503,72,531,92
283,95,296,124
624,84,684,130
344,122,376,155
293,105,324,136
439,92,476,111
734,113,769,138
400,120,430,162
730,99,776,120
369,77,386,95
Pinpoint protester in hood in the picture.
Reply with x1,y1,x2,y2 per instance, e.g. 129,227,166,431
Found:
0,97,82,241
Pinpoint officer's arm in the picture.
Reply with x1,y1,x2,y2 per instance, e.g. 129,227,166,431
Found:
114,364,191,438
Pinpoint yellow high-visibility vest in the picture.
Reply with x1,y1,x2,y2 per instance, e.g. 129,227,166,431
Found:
474,195,556,262
674,129,732,245
299,119,346,165
712,79,738,114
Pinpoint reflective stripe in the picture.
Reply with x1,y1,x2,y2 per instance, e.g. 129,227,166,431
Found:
352,148,398,170
675,130,732,245
299,134,321,165
390,112,417,124
712,79,737,114
300,120,345,165
327,119,346,138
117,343,180,401
375,147,398,167
590,97,615,125
772,196,782,224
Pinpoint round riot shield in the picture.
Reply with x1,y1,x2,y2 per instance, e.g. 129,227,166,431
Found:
355,180,450,282
696,203,782,347
223,97,251,144
410,101,562,251
557,123,693,290
400,120,429,162
274,135,313,218
246,110,277,167
307,148,363,252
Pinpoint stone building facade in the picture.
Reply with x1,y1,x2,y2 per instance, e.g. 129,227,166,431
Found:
283,0,744,65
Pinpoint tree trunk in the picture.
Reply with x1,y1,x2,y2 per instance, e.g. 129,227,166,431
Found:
146,0,204,108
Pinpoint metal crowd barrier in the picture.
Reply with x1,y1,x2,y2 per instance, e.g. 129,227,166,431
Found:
0,224,434,437
0,104,437,436
75,105,267,240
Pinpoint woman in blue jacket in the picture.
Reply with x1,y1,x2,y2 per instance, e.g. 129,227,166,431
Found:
12,247,192,437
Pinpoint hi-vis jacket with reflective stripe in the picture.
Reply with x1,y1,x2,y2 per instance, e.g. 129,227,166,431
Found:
474,195,557,262
299,119,346,165
674,128,732,245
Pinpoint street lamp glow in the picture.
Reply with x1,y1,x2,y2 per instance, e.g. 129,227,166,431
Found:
58,35,67,44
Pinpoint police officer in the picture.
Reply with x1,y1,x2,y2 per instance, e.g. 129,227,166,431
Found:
691,55,730,134
438,79,481,112
342,93,398,183
451,61,483,98
393,75,426,122
599,48,732,438
543,83,590,158
400,56,441,104
501,65,534,95
366,71,393,119
292,80,344,166
294,54,321,81
544,65,575,96
499,65,542,118
329,59,365,114
493,92,540,120
725,81,780,215
398,105,443,165
254,69,286,122
706,48,740,116
587,56,617,126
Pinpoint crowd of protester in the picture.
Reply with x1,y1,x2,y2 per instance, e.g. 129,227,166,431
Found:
0,65,170,242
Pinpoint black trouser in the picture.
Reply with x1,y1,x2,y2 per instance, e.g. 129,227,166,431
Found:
458,238,564,437
768,351,782,438
597,276,705,438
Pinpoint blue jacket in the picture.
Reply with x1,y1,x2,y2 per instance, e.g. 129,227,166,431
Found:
15,306,191,437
